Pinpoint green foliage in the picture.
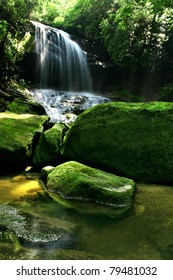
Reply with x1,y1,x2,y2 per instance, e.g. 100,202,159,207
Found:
64,0,112,38
32,0,78,27
0,20,8,41
157,82,173,101
62,0,173,75
0,0,42,83
1,0,173,89
100,0,173,72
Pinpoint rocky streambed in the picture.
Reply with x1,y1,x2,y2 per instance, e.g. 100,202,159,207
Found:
1,172,173,260
1,101,173,259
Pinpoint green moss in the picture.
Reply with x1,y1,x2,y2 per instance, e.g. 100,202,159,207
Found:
7,100,28,114
33,124,65,168
0,112,49,168
6,99,45,115
46,161,136,208
61,102,173,184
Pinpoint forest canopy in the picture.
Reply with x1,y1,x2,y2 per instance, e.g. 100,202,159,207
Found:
1,0,173,95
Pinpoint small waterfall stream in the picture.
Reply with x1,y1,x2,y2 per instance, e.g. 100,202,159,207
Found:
31,21,110,123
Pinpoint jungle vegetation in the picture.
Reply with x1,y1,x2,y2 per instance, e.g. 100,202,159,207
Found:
1,0,173,97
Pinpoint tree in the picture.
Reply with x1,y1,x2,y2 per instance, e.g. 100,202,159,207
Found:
31,0,77,27
100,0,173,72
64,0,113,38
95,0,173,96
0,0,42,84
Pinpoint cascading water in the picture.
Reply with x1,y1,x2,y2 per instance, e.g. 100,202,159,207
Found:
30,21,110,123
32,21,91,91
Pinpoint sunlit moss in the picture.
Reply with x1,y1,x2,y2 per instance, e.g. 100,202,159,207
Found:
61,101,173,183
46,161,136,209
0,112,49,169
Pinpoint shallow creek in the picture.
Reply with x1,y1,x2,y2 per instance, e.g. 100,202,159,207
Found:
0,172,173,260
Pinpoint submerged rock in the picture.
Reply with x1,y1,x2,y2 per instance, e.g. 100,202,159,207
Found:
61,102,173,184
0,173,45,204
45,161,136,209
0,112,49,171
0,204,73,249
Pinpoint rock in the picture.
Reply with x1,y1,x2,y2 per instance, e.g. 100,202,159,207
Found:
45,161,136,209
6,98,46,115
33,123,65,168
41,166,55,180
0,112,49,171
61,102,173,184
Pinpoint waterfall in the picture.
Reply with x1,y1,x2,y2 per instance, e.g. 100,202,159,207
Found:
31,21,92,91
30,21,110,123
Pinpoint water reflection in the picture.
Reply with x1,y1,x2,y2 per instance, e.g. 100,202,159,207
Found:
0,173,173,260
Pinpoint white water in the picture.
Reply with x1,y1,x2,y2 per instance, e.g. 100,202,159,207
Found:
32,21,92,91
31,22,110,123
31,89,110,123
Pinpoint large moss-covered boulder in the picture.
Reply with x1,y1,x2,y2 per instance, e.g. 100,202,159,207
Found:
0,112,49,170
61,102,173,184
45,161,136,209
33,123,65,168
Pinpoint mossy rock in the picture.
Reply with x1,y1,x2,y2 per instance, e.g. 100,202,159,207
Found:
61,102,173,184
0,112,49,170
33,123,65,168
6,98,46,115
45,161,136,209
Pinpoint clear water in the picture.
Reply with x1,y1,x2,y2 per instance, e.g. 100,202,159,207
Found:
0,173,173,260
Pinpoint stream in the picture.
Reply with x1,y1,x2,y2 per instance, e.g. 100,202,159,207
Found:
30,22,111,124
1,21,172,260
1,172,173,260
30,89,110,123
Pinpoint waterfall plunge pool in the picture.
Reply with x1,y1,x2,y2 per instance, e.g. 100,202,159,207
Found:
0,172,173,260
